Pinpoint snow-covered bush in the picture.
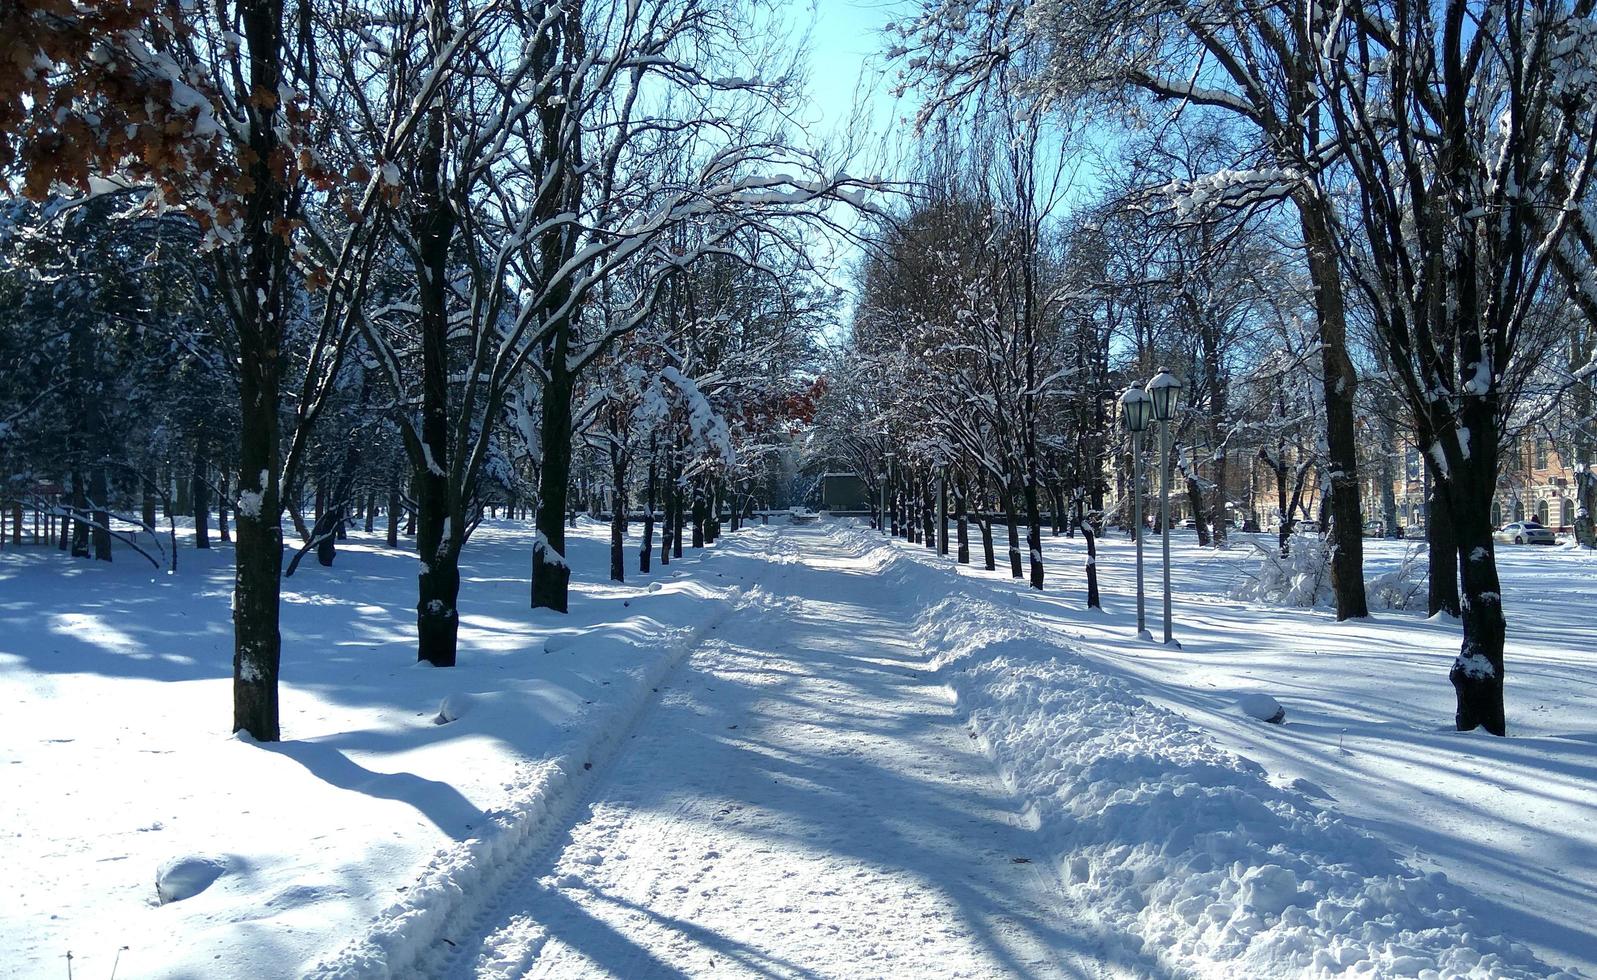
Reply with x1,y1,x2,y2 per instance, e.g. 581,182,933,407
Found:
1236,534,1431,612
1365,545,1428,610
1232,531,1332,607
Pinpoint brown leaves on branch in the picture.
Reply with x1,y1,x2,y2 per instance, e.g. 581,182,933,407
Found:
3,0,351,246
3,1,229,201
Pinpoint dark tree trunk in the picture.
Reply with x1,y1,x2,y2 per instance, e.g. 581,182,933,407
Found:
705,480,719,544
641,456,656,574
1446,419,1507,736
175,464,193,517
979,512,995,571
1186,475,1209,546
660,456,675,567
1300,196,1368,620
1024,475,1043,590
90,465,111,561
1427,468,1462,618
691,481,706,548
70,472,90,557
412,99,463,660
363,493,375,533
218,469,231,543
1576,334,1595,546
531,345,575,613
1210,451,1228,547
1083,520,1101,609
230,0,290,737
193,443,211,550
609,447,627,583
142,483,158,529
386,474,401,549
673,466,684,559
1003,486,1022,579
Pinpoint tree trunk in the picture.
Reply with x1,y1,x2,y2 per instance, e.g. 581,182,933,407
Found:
690,481,705,548
641,456,655,574
672,461,684,559
979,511,995,571
1427,470,1462,618
90,464,111,561
1574,332,1595,547
386,475,401,549
230,11,290,735
193,442,211,550
1299,196,1368,620
609,448,627,583
1003,486,1022,579
413,99,463,659
1447,463,1506,734
1083,520,1101,609
1186,475,1209,546
70,471,90,557
1210,451,1228,547
1024,473,1044,589
218,469,231,543
531,342,575,613
175,463,193,517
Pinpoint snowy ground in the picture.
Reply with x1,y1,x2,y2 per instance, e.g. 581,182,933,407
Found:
3,517,1593,978
1,519,764,979
891,522,1597,977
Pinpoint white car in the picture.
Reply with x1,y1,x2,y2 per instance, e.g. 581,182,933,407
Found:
1495,521,1555,545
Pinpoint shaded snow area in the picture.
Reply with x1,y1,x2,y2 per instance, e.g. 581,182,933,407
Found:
1,520,763,979
4,519,1594,979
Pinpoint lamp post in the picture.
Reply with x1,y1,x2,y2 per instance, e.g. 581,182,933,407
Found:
1147,369,1183,647
880,464,889,535
1120,387,1154,640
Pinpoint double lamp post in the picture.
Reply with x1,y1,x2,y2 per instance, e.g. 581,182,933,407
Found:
1119,369,1183,648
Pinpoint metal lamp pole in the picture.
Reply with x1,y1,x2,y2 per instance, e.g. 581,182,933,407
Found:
1147,369,1183,648
880,468,888,535
1120,387,1153,640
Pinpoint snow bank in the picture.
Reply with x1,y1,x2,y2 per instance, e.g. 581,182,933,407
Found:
307,539,775,980
846,526,1571,979
155,855,230,904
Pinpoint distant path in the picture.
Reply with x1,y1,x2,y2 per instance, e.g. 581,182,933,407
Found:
450,525,1109,979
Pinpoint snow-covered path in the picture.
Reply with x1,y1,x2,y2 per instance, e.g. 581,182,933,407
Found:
450,526,1109,979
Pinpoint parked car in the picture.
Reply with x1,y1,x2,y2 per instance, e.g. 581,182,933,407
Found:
1182,518,1198,530
1296,520,1321,533
1495,520,1555,545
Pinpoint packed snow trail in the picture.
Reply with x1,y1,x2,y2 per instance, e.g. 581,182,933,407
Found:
449,525,1112,979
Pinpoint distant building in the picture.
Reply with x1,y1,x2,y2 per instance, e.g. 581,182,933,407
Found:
1370,434,1579,533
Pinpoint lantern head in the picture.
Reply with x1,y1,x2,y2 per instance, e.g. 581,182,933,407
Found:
1120,386,1153,433
1146,369,1183,422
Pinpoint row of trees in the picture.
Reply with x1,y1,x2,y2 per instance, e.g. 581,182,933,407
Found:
3,0,867,739
813,0,1597,736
